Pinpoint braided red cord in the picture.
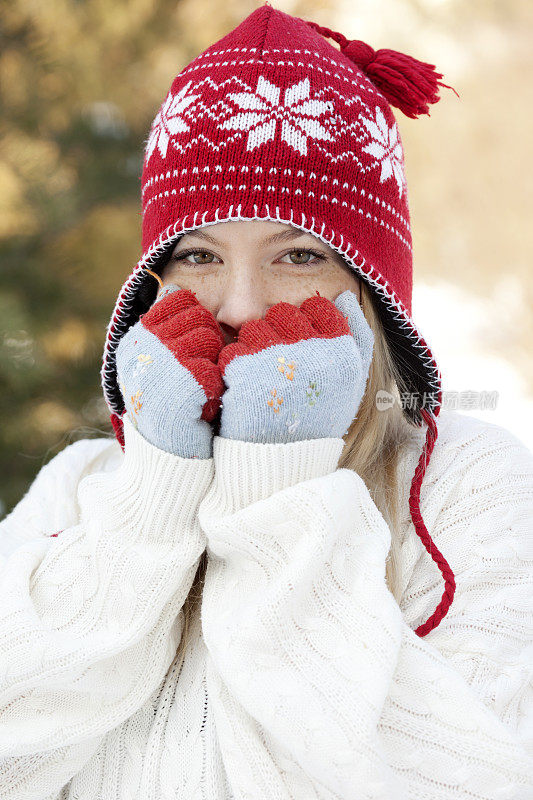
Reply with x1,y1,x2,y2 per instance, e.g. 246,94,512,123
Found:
303,21,349,50
410,408,456,637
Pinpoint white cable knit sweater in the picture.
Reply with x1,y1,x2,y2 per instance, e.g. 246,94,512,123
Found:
0,408,531,800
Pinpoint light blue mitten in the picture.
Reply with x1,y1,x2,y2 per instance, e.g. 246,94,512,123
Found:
116,284,225,458
217,289,374,443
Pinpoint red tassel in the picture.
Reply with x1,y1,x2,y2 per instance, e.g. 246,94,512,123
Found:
303,20,459,119
110,411,126,452
409,408,456,637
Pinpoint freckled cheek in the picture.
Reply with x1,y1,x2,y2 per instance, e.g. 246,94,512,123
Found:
276,271,354,305
312,271,361,303
168,272,221,314
162,268,211,292
259,268,331,304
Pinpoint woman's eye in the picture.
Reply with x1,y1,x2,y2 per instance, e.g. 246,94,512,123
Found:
282,249,323,265
172,250,217,264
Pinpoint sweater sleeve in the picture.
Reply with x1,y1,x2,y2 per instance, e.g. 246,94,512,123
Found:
0,414,213,800
0,436,120,565
197,427,533,800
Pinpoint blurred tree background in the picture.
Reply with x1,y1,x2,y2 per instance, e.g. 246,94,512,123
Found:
1,0,532,518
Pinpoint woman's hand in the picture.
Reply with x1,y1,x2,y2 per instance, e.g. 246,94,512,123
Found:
217,289,374,443
116,284,225,458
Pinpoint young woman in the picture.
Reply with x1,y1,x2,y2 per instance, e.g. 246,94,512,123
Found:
1,5,531,798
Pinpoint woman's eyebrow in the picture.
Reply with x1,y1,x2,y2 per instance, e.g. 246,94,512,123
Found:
178,229,320,247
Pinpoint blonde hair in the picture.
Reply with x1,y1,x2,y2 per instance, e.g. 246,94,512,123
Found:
171,280,417,674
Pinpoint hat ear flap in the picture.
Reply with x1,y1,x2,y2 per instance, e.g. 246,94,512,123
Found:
110,411,126,452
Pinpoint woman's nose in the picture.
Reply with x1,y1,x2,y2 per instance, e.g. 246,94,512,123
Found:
217,321,239,345
215,280,269,344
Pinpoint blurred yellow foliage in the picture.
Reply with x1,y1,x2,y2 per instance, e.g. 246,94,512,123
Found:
0,162,40,238
25,401,79,442
41,319,91,363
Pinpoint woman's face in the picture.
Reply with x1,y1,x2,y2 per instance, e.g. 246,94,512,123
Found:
159,220,361,344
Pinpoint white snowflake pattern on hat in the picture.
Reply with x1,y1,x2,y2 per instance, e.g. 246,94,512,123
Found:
220,75,334,156
145,81,200,162
360,106,406,197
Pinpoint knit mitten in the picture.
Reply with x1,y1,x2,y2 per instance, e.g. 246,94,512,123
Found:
116,284,225,458
217,289,374,443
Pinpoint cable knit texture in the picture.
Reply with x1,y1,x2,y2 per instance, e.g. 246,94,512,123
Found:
0,409,531,799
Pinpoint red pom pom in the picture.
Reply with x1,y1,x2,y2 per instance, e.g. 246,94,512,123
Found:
343,41,457,119
341,39,375,70
302,20,459,119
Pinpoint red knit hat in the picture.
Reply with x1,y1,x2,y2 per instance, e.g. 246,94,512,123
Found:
101,2,458,637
